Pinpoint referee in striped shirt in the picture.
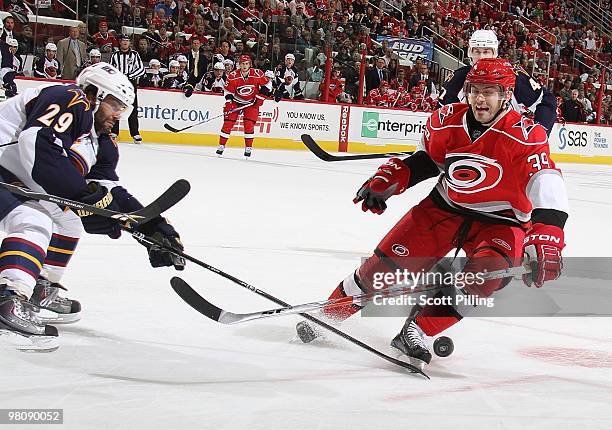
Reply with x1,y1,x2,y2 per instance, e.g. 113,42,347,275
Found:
110,34,145,143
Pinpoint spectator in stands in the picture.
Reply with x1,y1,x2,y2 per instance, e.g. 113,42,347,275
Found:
219,18,241,42
1,16,16,44
56,26,87,80
205,2,222,31
185,37,208,86
93,20,119,53
409,62,436,96
319,68,345,102
108,1,132,32
577,89,594,122
17,25,34,55
559,79,573,101
365,57,388,93
136,37,154,63
561,89,586,122
306,59,324,83
33,43,61,80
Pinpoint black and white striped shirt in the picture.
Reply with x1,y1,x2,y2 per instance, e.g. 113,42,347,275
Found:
109,49,145,82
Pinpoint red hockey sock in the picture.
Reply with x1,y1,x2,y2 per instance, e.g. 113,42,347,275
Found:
415,310,461,337
244,138,253,148
219,136,228,146
322,283,362,321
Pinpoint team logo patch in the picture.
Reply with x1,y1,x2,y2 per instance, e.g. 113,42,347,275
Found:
391,244,409,256
512,116,537,140
492,238,512,251
445,153,503,194
438,104,454,124
237,85,256,97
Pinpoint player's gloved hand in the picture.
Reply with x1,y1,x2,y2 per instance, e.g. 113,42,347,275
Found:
274,89,284,102
353,158,410,214
224,100,237,114
4,82,17,98
522,223,565,288
184,84,194,98
76,182,122,239
136,216,185,270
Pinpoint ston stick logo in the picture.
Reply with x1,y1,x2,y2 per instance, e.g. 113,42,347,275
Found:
444,153,503,194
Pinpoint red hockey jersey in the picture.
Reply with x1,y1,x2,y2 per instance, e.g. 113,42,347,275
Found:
224,68,270,105
420,103,569,226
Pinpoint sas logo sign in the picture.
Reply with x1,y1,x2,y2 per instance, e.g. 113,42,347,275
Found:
361,112,379,138
558,126,587,150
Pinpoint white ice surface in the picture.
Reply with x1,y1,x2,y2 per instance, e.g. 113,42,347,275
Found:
1,144,611,430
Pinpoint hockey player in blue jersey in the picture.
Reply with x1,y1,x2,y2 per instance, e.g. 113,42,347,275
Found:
438,30,557,134
0,63,184,347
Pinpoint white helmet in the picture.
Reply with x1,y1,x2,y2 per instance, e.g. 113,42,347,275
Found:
285,53,295,61
264,70,275,79
89,49,101,58
169,59,180,68
45,43,57,51
7,38,18,48
177,55,188,63
468,30,498,61
149,59,161,67
213,62,225,71
76,62,135,117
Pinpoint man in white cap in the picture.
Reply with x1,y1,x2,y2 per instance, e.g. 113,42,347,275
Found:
274,52,304,101
162,59,186,89
33,43,61,80
201,61,227,93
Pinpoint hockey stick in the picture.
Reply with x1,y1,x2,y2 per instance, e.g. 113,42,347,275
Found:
125,232,427,376
301,134,414,162
163,103,254,133
169,264,531,325
0,179,190,225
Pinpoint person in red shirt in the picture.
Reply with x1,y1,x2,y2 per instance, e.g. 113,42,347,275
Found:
92,21,118,54
295,58,569,368
390,68,409,92
217,54,273,158
365,80,393,106
319,68,344,102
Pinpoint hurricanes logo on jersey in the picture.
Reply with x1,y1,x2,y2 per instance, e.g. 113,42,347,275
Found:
237,85,256,97
445,153,503,194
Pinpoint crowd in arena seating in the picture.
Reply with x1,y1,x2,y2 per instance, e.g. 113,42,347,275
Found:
1,0,611,123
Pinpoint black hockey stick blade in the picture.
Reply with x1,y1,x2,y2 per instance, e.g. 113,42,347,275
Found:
171,277,223,322
301,134,414,161
170,276,429,378
133,179,190,223
163,123,186,133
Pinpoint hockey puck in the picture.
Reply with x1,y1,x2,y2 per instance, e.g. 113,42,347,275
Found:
433,336,454,357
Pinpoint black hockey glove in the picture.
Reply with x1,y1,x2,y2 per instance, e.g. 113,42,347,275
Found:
76,182,122,239
184,84,194,98
274,88,285,102
136,216,185,270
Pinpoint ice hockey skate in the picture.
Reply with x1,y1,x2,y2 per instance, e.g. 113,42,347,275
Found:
244,147,252,158
390,313,432,369
0,285,59,352
30,278,82,324
216,144,225,156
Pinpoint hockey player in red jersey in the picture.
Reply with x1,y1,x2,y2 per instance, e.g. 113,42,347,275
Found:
296,58,569,366
217,54,273,158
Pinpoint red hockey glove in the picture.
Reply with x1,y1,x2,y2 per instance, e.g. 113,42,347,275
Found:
224,101,237,114
522,223,565,288
353,158,410,214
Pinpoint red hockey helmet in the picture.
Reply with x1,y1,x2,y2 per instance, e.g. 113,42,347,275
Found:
464,58,516,96
239,54,251,64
